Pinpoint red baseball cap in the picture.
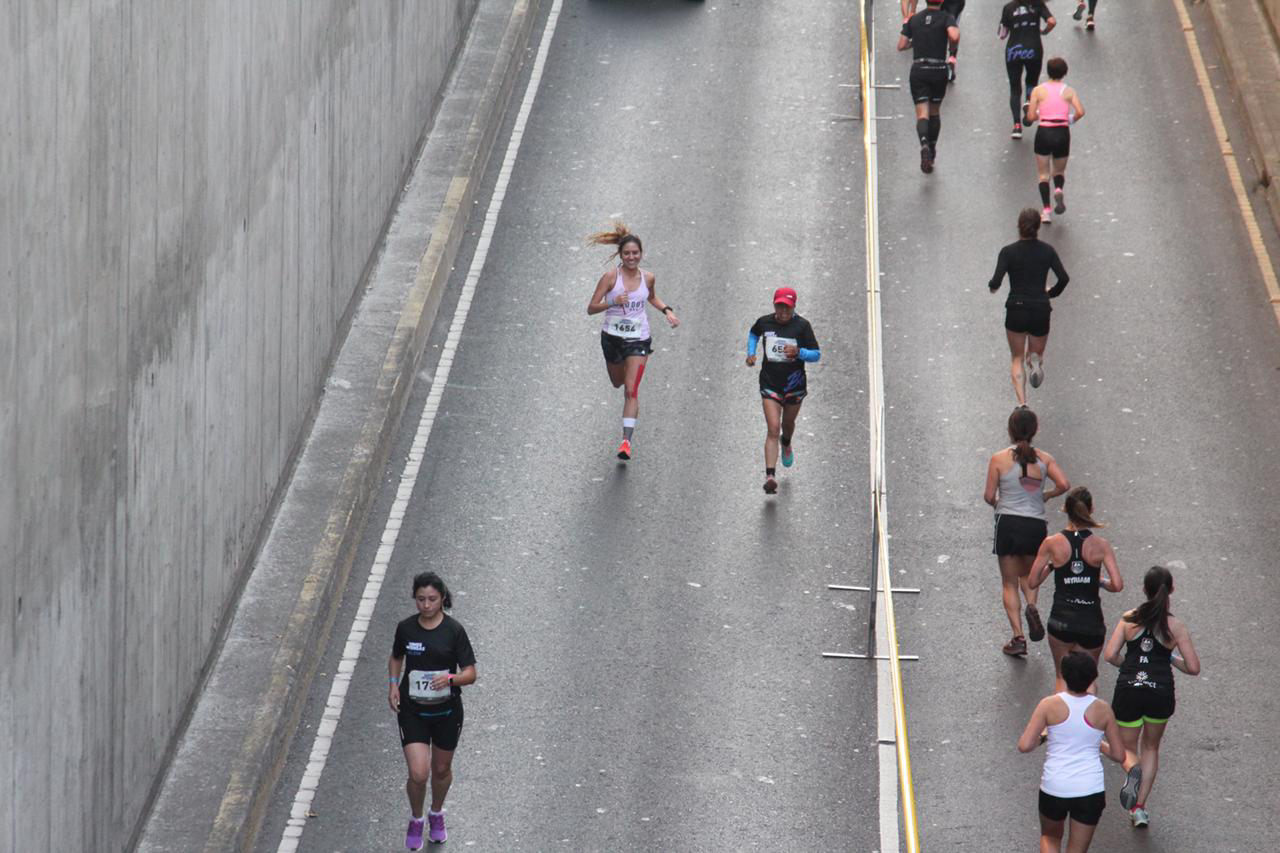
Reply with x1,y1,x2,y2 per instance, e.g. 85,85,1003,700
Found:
773,287,797,307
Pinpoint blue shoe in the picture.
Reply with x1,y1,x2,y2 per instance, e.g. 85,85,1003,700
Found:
781,444,794,467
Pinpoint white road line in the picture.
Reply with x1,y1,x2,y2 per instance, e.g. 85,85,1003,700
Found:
275,2,564,849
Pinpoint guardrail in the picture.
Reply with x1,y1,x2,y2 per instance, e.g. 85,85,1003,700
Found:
831,1,923,849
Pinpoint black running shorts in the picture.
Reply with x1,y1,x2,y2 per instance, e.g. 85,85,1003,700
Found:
1034,125,1071,158
1047,619,1106,650
601,332,652,364
1005,299,1051,337
1039,790,1105,826
398,699,464,751
993,513,1047,557
1112,687,1176,725
909,68,948,104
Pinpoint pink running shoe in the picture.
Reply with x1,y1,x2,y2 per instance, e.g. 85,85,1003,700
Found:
427,811,447,844
406,816,426,851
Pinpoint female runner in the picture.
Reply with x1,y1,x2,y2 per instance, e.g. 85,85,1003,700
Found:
586,222,679,460
389,572,477,848
1028,487,1124,692
1104,566,1201,828
988,208,1069,405
983,406,1069,656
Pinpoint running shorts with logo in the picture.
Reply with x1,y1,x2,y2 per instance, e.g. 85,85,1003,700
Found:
1038,790,1105,826
600,331,653,364
398,697,464,750
909,68,948,104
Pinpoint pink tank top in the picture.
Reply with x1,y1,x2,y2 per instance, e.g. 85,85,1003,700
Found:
1039,82,1070,127
601,266,651,340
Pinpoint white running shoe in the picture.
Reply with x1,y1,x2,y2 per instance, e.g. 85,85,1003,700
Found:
1129,807,1149,828
1028,353,1044,388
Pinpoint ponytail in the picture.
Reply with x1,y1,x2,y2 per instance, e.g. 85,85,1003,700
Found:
1064,486,1104,528
1007,407,1039,476
586,220,643,261
1124,565,1173,642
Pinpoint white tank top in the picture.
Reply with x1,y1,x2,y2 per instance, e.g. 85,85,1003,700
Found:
601,266,651,340
1040,692,1105,797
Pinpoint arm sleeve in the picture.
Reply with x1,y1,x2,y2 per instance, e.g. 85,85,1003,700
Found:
1046,248,1070,298
747,331,760,357
797,347,821,363
989,246,1009,291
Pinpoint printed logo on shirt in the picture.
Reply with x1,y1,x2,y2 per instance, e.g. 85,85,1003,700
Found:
406,641,425,654
1069,559,1085,575
1140,637,1154,653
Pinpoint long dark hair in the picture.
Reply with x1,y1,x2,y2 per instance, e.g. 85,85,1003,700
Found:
1064,487,1103,528
1123,566,1173,641
586,220,643,262
1007,407,1038,476
412,571,453,609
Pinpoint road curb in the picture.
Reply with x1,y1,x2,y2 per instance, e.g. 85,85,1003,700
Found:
133,2,540,851
1202,0,1280,241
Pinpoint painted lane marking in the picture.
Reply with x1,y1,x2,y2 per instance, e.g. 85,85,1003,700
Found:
275,1,564,849
1173,0,1280,325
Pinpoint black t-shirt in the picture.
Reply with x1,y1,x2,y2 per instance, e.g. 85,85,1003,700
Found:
750,313,819,393
1001,2,1051,59
392,613,476,707
988,238,1069,305
902,7,957,70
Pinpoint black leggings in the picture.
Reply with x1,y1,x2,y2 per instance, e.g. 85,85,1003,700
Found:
1007,58,1042,125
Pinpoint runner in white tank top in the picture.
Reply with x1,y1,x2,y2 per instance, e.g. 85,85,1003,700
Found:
1019,651,1125,852
586,222,679,461
1026,56,1085,223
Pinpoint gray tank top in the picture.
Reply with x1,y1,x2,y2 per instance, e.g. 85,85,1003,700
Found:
995,448,1047,519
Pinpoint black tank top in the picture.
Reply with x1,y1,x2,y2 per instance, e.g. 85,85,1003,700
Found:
1117,625,1175,695
1048,530,1103,628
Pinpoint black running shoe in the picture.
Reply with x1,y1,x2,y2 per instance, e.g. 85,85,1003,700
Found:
920,145,934,174
763,476,778,495
1073,2,1085,21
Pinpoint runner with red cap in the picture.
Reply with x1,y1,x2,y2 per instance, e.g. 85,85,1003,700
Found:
746,287,821,494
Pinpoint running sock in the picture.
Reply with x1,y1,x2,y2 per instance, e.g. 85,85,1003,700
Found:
622,417,636,441
765,467,776,477
916,118,930,147
1053,174,1065,190
1038,181,1051,207
927,115,941,145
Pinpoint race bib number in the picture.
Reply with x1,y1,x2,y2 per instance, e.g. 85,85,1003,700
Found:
407,669,451,703
765,335,798,362
607,314,644,340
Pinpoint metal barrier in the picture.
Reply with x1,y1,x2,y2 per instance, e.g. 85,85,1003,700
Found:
823,2,922,849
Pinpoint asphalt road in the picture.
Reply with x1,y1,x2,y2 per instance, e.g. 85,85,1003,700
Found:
259,1,1280,851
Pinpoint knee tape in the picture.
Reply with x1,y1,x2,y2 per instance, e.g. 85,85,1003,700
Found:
626,363,645,399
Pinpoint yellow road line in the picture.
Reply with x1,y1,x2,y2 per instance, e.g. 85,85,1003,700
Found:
858,1,921,849
1173,0,1280,326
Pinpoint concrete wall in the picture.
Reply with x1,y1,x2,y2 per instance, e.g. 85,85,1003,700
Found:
0,2,477,850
